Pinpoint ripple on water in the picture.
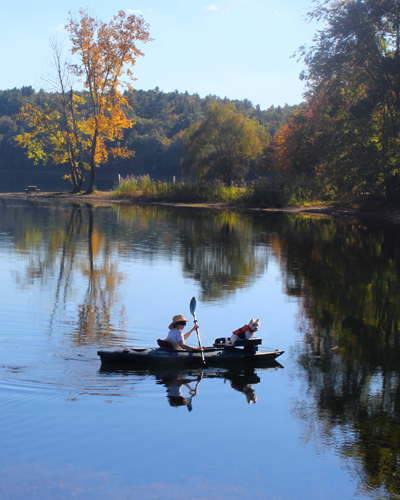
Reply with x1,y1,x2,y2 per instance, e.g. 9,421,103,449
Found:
0,351,158,403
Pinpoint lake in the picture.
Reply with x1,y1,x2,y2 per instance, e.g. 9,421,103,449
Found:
1,198,399,500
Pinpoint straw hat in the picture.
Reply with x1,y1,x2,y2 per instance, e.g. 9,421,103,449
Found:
168,314,190,330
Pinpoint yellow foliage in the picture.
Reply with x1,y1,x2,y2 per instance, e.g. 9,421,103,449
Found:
15,9,152,193
65,9,152,185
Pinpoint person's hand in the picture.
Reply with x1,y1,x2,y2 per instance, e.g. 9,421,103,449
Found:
193,324,199,330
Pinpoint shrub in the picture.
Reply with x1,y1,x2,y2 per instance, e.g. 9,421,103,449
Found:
249,175,325,207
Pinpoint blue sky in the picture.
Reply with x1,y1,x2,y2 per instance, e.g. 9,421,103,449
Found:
2,0,318,109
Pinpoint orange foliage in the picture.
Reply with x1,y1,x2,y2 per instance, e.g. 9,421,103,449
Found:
270,110,317,177
65,9,152,191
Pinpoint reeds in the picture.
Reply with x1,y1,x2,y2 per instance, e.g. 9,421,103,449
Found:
113,174,326,207
114,175,248,204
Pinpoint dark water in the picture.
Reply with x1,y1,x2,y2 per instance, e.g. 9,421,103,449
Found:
1,199,400,500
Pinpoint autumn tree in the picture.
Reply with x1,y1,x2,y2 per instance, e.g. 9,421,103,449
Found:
181,102,270,185
16,9,151,194
270,108,318,177
66,9,151,193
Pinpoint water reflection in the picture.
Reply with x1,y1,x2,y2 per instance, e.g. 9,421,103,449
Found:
3,200,400,497
3,201,271,346
163,372,203,411
100,364,283,410
74,204,127,344
115,205,269,301
273,216,400,497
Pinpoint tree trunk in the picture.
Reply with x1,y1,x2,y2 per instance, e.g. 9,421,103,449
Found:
85,132,98,194
68,161,80,193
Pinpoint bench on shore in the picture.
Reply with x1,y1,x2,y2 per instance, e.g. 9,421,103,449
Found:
25,186,40,194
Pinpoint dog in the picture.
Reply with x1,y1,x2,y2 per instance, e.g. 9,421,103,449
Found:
230,318,260,345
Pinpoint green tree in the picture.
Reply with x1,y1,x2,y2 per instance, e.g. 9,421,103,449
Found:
296,0,400,197
181,102,269,185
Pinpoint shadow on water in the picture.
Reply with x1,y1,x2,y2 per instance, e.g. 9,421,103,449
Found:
99,363,283,410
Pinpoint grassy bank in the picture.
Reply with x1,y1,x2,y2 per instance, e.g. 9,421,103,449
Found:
113,174,328,207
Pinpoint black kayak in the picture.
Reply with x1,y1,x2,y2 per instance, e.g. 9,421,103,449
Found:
97,338,284,368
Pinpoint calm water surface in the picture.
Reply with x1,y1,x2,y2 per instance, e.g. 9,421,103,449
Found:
1,199,400,500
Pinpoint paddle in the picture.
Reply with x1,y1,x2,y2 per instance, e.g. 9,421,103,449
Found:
189,296,207,368
187,374,203,412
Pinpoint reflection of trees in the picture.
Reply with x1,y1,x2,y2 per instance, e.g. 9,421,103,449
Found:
116,206,268,301
50,205,83,325
3,202,275,342
6,202,271,303
73,205,126,345
274,216,400,496
5,201,126,346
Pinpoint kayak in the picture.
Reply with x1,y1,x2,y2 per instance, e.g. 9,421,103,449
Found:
97,338,284,368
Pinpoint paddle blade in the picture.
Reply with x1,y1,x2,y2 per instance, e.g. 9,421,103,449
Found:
190,296,196,316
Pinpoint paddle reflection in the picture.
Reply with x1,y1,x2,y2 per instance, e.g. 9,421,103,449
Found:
100,363,283,410
162,372,203,411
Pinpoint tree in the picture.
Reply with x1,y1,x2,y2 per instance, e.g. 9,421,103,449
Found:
16,99,86,192
181,102,270,185
295,0,400,197
270,108,318,177
15,49,89,193
16,10,151,194
66,9,152,193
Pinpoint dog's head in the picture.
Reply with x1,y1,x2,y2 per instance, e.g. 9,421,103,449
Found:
249,318,260,331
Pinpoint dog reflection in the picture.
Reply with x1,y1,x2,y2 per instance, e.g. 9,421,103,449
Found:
229,379,257,404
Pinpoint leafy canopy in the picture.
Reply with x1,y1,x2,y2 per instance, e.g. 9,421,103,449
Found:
181,102,270,185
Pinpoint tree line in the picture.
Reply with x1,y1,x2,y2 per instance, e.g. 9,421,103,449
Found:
0,8,295,193
0,88,297,185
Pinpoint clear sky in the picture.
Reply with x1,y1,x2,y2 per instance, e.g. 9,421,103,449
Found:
1,0,318,109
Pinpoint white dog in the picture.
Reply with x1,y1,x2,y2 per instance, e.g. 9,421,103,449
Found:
230,319,260,345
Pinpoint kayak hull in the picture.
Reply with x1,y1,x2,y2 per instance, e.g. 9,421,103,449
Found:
97,346,284,368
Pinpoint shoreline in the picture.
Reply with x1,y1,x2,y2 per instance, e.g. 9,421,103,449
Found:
2,191,400,224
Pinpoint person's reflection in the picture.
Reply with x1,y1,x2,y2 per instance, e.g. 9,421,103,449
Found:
162,373,203,411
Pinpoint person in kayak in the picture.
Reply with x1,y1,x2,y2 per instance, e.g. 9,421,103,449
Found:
166,314,204,351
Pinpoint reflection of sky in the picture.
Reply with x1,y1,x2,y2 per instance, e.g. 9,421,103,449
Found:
118,254,296,350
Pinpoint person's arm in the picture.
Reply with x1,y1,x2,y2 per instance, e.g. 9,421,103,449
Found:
183,324,199,341
177,340,204,352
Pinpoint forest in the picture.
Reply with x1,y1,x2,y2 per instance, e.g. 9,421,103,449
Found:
0,85,297,179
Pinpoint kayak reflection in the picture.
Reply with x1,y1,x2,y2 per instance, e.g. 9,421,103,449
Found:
100,362,283,410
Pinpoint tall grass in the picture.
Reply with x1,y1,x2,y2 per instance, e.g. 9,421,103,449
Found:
113,174,327,207
114,175,247,203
